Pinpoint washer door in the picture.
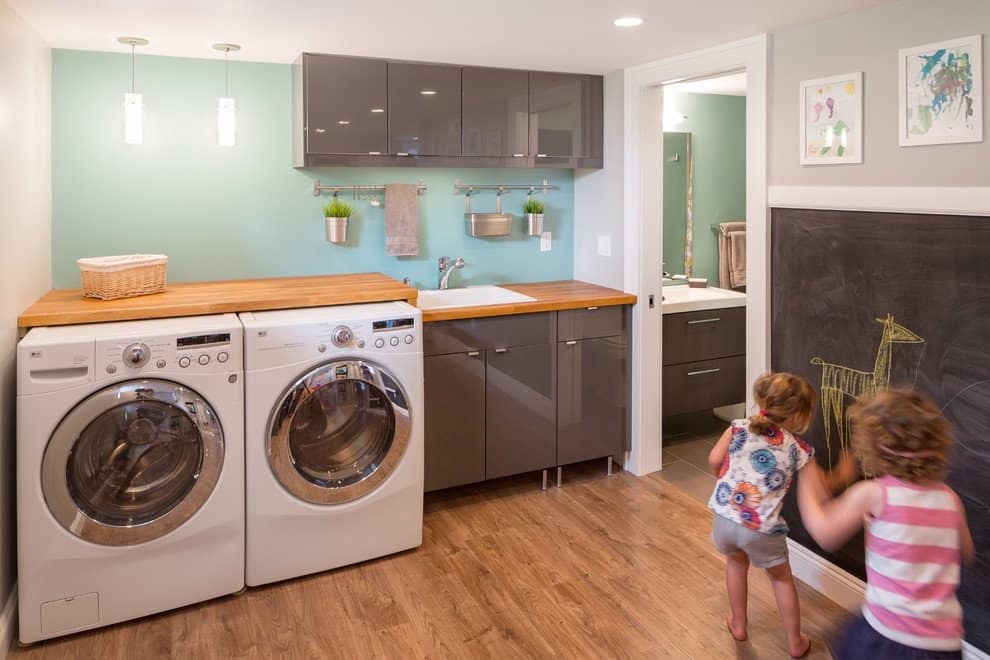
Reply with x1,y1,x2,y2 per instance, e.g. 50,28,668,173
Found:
268,359,411,505
42,379,225,546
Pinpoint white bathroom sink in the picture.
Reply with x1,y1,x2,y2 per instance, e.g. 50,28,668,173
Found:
662,286,746,314
417,286,536,310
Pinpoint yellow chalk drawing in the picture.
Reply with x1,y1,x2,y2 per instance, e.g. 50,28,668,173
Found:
810,315,925,462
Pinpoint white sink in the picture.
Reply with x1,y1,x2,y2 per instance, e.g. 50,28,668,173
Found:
662,286,746,314
417,286,536,310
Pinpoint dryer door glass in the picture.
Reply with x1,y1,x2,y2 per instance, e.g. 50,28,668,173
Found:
269,360,412,505
42,379,226,546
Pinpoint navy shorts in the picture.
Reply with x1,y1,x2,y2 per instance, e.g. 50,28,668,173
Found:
833,615,961,660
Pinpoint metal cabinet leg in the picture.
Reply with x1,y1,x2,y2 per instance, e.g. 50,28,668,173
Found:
556,466,562,487
607,456,614,476
541,469,548,490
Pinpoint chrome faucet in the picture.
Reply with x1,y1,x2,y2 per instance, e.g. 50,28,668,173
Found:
438,256,466,289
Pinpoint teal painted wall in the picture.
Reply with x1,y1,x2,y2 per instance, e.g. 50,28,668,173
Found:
663,92,746,285
51,50,574,289
661,132,688,277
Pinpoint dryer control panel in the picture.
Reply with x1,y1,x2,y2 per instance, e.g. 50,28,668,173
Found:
96,330,242,379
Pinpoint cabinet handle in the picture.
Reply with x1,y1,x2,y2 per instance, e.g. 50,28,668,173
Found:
687,317,721,325
467,351,481,357
687,368,721,377
368,151,381,155
536,153,548,158
565,340,577,346
494,348,508,354
586,306,599,311
396,152,409,156
512,153,525,158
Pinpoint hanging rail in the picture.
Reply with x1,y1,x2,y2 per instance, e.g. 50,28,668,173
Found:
453,178,557,195
313,180,427,197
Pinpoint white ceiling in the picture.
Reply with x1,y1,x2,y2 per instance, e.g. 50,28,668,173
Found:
8,0,891,72
666,71,747,96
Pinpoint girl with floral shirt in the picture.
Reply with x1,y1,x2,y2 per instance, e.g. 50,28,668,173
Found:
707,372,817,658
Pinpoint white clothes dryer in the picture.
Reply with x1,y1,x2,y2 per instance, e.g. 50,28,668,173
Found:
16,315,244,643
239,302,423,587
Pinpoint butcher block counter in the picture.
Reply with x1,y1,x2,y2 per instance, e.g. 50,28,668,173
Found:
17,273,417,330
420,280,636,322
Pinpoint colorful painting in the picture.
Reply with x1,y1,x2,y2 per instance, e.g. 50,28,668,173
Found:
799,72,863,165
899,35,983,146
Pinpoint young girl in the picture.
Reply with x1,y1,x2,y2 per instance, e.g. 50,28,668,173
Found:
798,389,975,659
707,372,818,658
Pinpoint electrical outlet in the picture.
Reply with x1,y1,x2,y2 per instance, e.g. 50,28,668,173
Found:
597,235,612,257
540,232,552,252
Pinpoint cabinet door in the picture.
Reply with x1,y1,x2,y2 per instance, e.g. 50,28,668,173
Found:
304,54,388,155
388,62,461,156
424,352,486,492
485,345,555,479
462,66,529,158
557,336,628,465
529,72,602,159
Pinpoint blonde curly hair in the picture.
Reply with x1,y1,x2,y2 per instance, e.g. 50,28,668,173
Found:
849,388,953,484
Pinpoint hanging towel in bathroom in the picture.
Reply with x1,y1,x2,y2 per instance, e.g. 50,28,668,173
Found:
384,183,420,256
718,221,746,290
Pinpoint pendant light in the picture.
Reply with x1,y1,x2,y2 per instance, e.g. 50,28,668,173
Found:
213,43,240,147
118,37,148,145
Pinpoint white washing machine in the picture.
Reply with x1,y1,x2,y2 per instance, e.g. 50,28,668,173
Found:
16,315,245,644
239,302,424,587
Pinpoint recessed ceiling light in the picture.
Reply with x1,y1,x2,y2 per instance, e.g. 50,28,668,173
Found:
419,90,437,95
370,108,384,113
614,16,643,27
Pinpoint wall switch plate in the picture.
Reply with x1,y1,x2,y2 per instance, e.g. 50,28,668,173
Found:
597,235,612,257
540,232,552,252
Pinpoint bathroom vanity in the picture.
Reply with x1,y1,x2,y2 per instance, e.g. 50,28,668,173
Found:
661,286,746,416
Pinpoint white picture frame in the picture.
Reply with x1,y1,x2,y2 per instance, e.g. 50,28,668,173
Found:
898,34,983,147
799,72,863,165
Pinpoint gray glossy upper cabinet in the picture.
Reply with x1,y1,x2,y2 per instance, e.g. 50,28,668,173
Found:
529,71,603,161
462,66,529,158
299,54,388,156
388,62,461,156
424,352,486,492
485,344,556,480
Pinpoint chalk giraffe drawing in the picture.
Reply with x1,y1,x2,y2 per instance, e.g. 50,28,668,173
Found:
811,315,925,463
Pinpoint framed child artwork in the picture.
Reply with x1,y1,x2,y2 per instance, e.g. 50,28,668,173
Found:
799,72,864,165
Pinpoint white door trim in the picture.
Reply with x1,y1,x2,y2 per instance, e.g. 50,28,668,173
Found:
622,34,769,475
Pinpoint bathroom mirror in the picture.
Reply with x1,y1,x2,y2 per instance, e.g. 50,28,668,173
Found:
662,131,693,285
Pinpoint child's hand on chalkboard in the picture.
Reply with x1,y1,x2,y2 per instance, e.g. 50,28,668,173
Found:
824,450,859,494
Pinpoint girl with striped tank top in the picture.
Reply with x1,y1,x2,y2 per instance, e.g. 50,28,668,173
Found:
798,389,975,659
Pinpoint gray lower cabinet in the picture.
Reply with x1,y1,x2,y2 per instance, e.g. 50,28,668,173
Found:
485,344,556,480
424,352,485,492
557,336,628,465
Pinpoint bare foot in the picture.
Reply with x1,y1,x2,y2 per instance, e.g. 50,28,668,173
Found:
725,615,748,642
789,633,811,658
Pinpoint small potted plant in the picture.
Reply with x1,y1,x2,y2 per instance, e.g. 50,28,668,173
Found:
522,198,545,236
323,198,353,244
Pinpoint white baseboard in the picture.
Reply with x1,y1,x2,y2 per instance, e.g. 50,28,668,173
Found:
768,185,990,216
0,583,16,660
787,540,989,660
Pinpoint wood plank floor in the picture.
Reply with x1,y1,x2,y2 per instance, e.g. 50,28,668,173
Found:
12,462,847,659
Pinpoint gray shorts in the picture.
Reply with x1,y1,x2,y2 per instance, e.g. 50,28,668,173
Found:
711,514,789,569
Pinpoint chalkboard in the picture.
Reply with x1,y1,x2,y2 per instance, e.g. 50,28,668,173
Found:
771,208,990,653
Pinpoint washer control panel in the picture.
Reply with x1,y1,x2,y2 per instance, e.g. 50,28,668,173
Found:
97,330,239,378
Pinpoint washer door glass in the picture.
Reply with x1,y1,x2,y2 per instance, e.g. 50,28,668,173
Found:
268,360,411,504
42,380,225,546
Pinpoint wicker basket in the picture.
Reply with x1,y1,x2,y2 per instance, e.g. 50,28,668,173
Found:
77,254,168,300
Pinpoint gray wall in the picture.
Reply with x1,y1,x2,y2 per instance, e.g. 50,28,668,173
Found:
0,1,51,627
770,0,990,187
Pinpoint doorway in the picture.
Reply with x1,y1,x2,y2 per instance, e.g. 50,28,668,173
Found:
621,35,768,476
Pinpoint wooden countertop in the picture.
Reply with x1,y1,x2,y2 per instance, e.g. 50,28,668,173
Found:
18,273,418,329
421,280,637,322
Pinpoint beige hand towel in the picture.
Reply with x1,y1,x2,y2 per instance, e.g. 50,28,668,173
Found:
384,183,419,256
718,221,746,290
727,230,746,289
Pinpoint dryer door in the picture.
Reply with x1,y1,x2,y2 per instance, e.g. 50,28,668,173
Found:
42,379,225,546
268,359,412,505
